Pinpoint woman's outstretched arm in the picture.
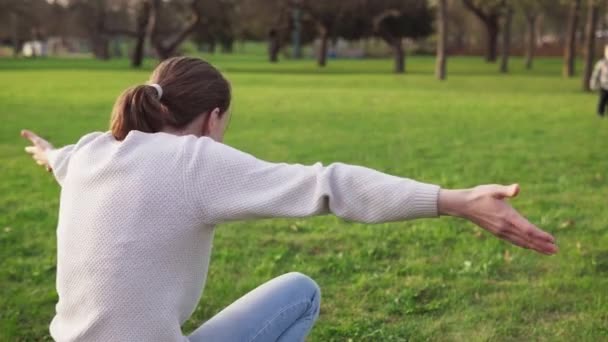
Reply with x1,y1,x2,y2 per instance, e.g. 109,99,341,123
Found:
183,136,557,255
21,129,76,186
21,130,55,171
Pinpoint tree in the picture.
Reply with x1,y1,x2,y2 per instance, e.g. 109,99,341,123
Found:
462,0,506,62
266,3,290,63
0,0,52,57
295,0,373,67
582,0,600,91
370,0,434,73
3,2,29,57
564,0,582,77
499,4,513,73
123,0,204,63
436,0,448,80
132,0,152,67
68,0,111,60
149,0,202,60
232,0,291,62
300,1,347,67
191,0,237,54
512,0,549,70
56,0,135,61
291,0,303,59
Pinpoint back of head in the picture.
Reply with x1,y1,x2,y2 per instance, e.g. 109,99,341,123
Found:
110,57,231,141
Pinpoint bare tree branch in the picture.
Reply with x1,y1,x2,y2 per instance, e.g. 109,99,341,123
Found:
150,0,202,59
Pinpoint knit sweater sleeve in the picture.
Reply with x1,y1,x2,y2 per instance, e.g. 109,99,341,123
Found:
46,132,105,186
182,136,440,225
47,145,76,186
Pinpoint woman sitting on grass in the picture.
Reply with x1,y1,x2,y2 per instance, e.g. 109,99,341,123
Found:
22,56,557,342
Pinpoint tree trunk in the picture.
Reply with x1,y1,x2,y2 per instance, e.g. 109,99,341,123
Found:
485,18,499,62
318,30,328,67
436,0,447,80
583,0,600,91
10,12,19,57
132,35,145,67
500,7,513,73
536,14,544,47
221,40,233,53
91,3,110,61
564,0,582,78
454,27,465,51
292,6,302,59
525,14,538,70
155,46,173,60
393,38,405,74
268,29,280,62
92,35,110,60
132,0,151,68
462,0,502,63
112,38,122,58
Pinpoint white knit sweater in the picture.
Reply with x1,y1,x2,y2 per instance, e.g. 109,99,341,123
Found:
46,131,440,342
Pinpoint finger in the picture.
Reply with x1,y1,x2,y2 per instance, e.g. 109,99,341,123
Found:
25,146,37,154
21,129,39,144
497,230,530,250
526,238,558,255
505,223,558,255
510,214,555,243
36,160,46,166
507,219,558,254
503,229,557,255
492,184,520,199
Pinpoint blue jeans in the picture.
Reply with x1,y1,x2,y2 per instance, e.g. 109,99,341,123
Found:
188,272,321,342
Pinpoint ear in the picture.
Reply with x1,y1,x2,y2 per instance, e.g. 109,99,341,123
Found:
201,107,221,135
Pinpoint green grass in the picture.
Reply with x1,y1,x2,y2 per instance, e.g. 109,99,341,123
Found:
1,55,608,341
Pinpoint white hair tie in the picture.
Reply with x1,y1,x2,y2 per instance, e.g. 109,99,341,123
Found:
149,83,163,99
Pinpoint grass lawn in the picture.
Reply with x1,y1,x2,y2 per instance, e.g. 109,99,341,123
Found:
1,55,607,341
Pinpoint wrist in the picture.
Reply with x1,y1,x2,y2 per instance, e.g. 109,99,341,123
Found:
438,189,471,217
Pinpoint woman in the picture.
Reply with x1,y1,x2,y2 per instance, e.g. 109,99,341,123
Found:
22,56,557,342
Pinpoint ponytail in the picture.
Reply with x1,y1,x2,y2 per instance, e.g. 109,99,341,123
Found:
110,85,169,141
109,57,231,141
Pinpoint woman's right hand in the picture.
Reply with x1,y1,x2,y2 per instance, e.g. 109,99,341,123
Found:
438,184,558,255
21,129,54,172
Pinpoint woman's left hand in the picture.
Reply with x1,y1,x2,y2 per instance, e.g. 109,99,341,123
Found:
438,184,558,255
21,129,54,172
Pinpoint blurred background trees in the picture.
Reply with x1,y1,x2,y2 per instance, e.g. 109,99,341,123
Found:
0,0,607,86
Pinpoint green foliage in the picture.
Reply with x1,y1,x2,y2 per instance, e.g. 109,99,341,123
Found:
1,56,607,341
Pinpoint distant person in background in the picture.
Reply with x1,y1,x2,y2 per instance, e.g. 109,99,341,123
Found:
590,45,608,118
21,56,557,342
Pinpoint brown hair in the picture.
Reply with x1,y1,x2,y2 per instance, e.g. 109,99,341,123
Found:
110,56,231,141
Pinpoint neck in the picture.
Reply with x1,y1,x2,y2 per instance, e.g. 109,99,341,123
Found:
160,114,207,137
161,126,201,137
